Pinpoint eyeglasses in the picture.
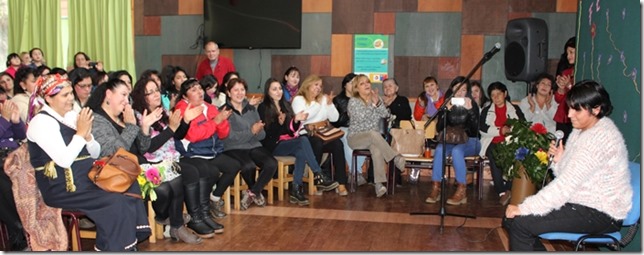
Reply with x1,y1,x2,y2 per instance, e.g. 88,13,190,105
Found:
145,88,161,96
76,83,92,89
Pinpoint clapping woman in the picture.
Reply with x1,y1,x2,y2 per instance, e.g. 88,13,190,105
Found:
258,78,338,205
347,74,406,197
292,75,349,195
130,78,202,243
222,78,277,210
27,74,150,251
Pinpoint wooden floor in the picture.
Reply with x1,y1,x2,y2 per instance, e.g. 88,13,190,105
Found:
81,174,589,251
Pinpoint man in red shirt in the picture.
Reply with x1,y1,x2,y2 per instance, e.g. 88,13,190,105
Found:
195,41,236,84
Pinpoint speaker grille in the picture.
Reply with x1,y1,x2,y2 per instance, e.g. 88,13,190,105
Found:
505,42,525,76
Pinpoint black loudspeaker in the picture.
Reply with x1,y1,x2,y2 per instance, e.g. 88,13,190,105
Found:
504,18,548,82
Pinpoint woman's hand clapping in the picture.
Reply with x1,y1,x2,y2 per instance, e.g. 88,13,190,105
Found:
76,107,94,141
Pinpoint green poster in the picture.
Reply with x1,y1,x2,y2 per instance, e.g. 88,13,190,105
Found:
354,34,389,83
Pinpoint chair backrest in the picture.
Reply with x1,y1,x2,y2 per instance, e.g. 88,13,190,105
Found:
624,161,640,226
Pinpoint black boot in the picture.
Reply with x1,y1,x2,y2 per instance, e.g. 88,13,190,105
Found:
289,183,309,206
199,177,224,234
184,182,214,238
314,172,339,191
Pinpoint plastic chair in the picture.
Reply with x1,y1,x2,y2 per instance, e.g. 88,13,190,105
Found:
538,161,641,251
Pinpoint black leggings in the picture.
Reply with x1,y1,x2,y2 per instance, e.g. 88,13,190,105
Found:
224,147,277,195
151,177,184,228
307,136,348,184
180,154,240,197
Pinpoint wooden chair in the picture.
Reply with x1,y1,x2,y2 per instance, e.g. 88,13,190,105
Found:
230,169,274,211
62,200,162,251
272,156,316,201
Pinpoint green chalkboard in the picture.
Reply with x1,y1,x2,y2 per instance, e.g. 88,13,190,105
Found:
576,0,641,162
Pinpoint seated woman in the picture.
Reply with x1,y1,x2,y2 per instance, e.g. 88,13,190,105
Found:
160,65,188,110
504,80,632,251
479,82,525,206
130,78,203,243
519,73,558,133
11,67,37,123
173,78,240,234
222,78,277,210
0,100,27,250
68,68,93,112
347,74,405,198
381,78,412,128
199,74,226,107
27,74,150,251
258,78,338,205
0,71,15,98
413,76,444,121
281,66,300,102
292,75,349,195
424,76,480,205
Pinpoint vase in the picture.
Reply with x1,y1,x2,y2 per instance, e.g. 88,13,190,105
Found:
510,165,536,205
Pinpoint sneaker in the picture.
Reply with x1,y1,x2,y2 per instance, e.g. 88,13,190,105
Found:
209,199,227,218
314,172,339,191
253,192,266,207
240,190,255,210
375,183,387,198
289,184,309,206
357,174,367,186
335,184,348,196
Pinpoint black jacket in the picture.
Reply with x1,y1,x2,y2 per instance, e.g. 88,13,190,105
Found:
257,102,302,153
436,99,480,138
331,92,350,128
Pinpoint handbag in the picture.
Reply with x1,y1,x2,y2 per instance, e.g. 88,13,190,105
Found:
436,126,469,144
278,118,302,142
305,120,345,144
390,128,425,157
88,147,142,195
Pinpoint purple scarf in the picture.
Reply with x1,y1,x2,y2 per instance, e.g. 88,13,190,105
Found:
425,90,441,117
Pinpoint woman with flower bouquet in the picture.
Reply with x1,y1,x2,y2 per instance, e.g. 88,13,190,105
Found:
131,78,205,243
479,82,525,206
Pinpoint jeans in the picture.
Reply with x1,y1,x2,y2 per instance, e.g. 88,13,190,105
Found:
340,127,365,174
272,136,322,186
432,137,481,184
486,142,512,195
503,203,622,251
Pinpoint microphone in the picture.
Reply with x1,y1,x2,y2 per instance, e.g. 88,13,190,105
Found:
548,130,565,163
484,42,502,60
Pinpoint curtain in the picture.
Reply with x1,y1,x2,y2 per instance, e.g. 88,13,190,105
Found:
68,0,135,79
8,0,62,68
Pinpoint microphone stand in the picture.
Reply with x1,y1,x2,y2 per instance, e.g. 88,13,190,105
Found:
410,48,498,234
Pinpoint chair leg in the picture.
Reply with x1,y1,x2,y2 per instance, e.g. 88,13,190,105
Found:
306,167,316,195
146,201,161,243
277,161,285,201
69,214,81,251
233,173,241,210
223,187,231,214
478,160,485,200
351,154,358,193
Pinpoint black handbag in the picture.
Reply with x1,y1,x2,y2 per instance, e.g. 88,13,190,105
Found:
436,126,468,144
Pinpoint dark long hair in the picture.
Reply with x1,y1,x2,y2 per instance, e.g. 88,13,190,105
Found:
13,67,36,95
131,78,168,132
86,78,129,113
261,78,294,126
556,36,576,75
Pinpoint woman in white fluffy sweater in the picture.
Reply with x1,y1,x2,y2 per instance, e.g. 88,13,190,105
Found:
503,80,632,251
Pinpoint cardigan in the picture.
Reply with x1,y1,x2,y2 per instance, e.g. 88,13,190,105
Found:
519,117,632,220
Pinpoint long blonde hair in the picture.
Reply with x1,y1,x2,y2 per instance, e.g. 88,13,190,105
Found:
296,74,323,105
351,74,370,104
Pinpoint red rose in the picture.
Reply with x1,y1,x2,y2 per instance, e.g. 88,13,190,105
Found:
530,123,547,135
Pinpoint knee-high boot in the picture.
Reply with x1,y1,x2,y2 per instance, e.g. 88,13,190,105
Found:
184,182,214,238
199,177,224,234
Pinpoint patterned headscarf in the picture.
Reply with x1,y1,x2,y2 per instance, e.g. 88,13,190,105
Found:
28,74,71,121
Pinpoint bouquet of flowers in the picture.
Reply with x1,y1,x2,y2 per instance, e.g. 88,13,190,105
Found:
138,161,180,201
493,119,555,185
